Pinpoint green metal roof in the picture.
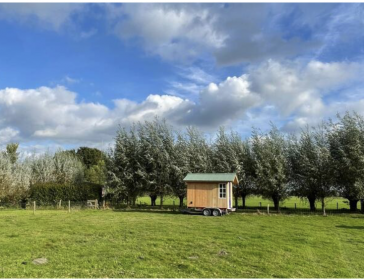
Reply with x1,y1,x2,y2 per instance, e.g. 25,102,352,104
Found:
183,173,238,183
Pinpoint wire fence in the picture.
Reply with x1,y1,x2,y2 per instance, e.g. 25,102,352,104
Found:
0,198,362,215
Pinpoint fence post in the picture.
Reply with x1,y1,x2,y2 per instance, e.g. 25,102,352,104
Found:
337,202,338,210
173,200,175,212
59,200,62,209
295,203,296,210
95,199,98,209
259,202,262,208
267,204,269,215
103,199,106,210
33,201,36,215
68,200,71,213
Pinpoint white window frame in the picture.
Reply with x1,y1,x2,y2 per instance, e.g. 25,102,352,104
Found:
219,183,226,199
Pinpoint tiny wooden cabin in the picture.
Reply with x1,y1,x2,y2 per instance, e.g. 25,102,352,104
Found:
183,173,239,211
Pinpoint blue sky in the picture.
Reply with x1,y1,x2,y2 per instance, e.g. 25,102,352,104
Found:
0,3,363,153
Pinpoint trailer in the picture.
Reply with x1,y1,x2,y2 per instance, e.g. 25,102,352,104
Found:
180,207,236,216
183,173,239,216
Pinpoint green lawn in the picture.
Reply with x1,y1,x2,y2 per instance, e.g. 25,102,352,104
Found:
0,210,363,278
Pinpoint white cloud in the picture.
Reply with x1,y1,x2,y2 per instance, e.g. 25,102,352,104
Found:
181,75,261,127
0,86,193,145
107,3,326,65
105,3,363,66
312,3,364,60
0,60,361,146
80,28,98,39
0,86,111,143
112,4,227,62
177,67,217,85
166,67,218,98
0,3,83,31
63,76,80,85
248,60,363,126
0,127,19,143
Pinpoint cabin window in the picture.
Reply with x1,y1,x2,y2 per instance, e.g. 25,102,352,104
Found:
219,183,226,198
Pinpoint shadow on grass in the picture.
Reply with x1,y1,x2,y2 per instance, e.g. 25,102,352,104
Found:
112,209,201,215
336,225,364,230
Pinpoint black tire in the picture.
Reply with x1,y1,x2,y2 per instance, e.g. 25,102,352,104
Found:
203,209,211,216
212,209,220,216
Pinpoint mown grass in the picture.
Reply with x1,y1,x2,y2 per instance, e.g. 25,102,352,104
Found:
0,210,363,278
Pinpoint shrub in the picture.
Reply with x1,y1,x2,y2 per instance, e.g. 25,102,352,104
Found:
29,182,103,204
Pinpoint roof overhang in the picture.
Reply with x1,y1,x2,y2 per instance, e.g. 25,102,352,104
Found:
183,173,239,185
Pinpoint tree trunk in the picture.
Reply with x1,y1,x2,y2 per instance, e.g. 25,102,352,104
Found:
150,194,157,206
307,196,316,211
361,199,364,213
132,197,137,206
241,194,246,209
272,196,279,212
235,195,239,209
321,197,326,216
349,199,359,211
178,196,184,207
160,194,163,209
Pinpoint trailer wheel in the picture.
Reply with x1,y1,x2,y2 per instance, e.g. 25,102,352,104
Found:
203,209,211,216
212,209,220,216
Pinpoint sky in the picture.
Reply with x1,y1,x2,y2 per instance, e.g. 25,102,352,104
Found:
0,3,363,154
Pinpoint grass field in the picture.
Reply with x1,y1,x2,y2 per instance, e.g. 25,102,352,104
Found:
136,195,359,210
0,210,363,278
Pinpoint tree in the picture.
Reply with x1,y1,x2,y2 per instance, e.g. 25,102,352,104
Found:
232,137,256,209
30,151,57,184
109,125,145,206
105,146,126,204
185,126,213,173
211,128,256,208
138,119,174,208
0,149,31,203
311,123,336,216
288,123,336,215
288,129,320,211
170,131,189,207
76,147,105,169
212,127,234,173
30,150,84,185
138,122,158,206
252,126,290,211
6,143,19,164
329,112,364,212
53,150,84,184
85,160,107,185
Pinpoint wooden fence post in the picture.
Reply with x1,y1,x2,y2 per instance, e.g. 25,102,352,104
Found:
59,200,62,209
103,199,106,210
259,202,262,208
95,199,98,209
295,203,296,210
267,204,269,215
33,201,36,215
337,202,338,210
68,200,71,213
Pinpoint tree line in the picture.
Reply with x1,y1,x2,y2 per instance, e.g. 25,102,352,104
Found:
0,112,363,214
0,146,106,203
107,112,364,214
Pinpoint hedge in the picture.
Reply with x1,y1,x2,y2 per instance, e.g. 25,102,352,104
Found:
29,182,103,204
